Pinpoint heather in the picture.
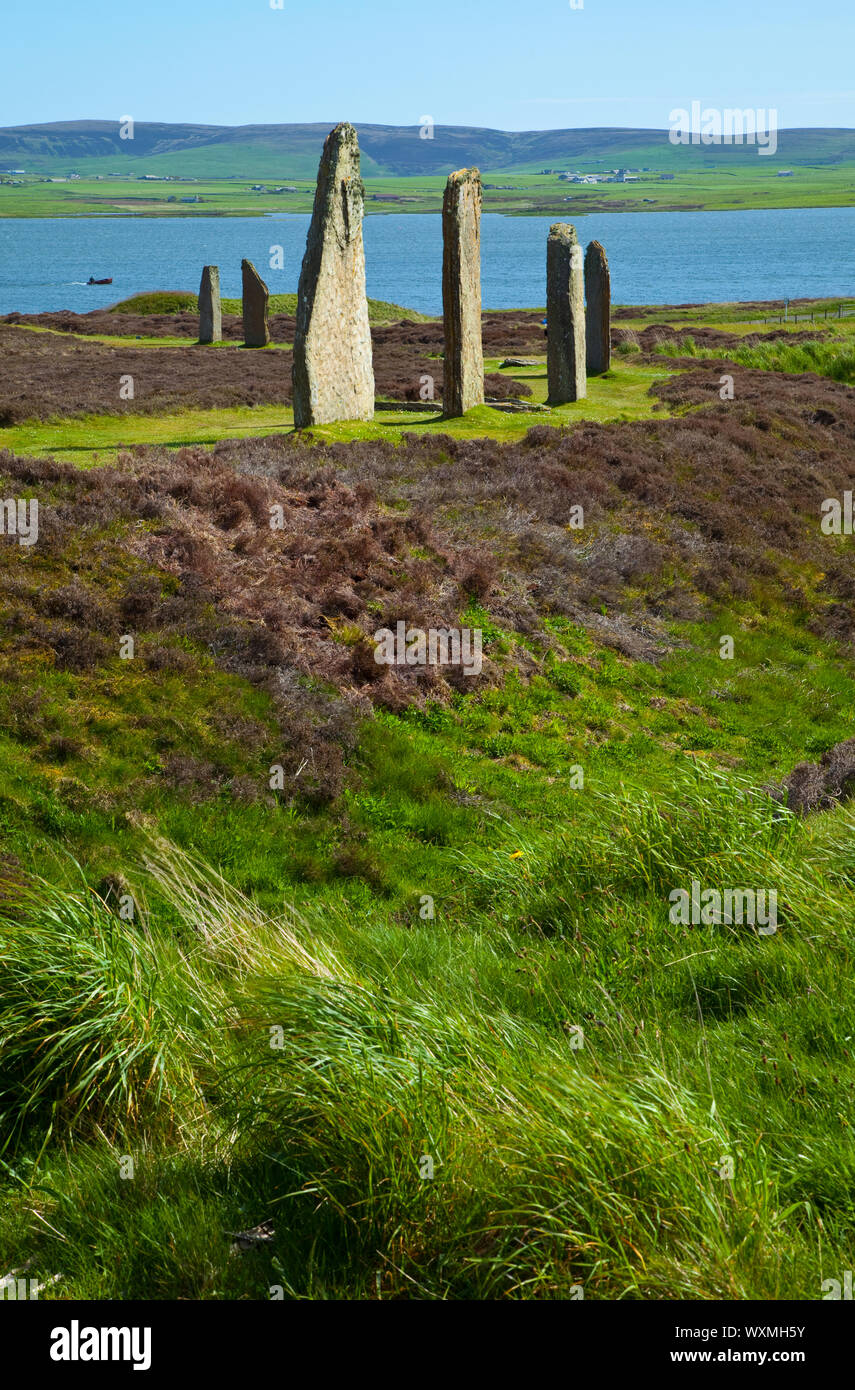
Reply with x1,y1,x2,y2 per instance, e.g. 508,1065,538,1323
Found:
1,301,855,1300
0,315,539,423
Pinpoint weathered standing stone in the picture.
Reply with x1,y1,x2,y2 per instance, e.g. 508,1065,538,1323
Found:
198,265,222,344
292,123,374,427
585,239,611,375
242,259,270,347
546,223,586,404
442,168,484,417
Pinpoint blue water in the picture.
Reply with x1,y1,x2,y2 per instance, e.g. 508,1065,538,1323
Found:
0,207,853,316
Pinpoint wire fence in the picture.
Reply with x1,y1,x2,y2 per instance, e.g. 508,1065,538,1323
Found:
756,305,855,325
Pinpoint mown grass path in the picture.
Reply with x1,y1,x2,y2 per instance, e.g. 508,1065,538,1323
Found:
2,362,671,465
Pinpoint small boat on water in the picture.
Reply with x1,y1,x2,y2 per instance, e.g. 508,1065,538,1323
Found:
87,276,113,285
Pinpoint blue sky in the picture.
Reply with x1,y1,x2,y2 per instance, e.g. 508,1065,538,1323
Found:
5,0,853,130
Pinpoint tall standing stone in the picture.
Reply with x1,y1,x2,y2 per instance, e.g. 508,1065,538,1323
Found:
546,223,586,404
442,168,484,417
242,259,270,347
198,265,222,344
292,123,374,427
585,240,611,375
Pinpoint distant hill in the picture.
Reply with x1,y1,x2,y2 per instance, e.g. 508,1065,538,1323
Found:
1,121,854,179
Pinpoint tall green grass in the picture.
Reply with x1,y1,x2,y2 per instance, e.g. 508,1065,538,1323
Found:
652,332,855,382
729,338,855,382
2,763,854,1298
0,868,208,1146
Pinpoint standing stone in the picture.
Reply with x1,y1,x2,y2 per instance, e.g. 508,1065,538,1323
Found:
546,223,586,404
585,240,611,375
442,168,484,417
242,259,270,347
292,123,374,427
198,265,222,344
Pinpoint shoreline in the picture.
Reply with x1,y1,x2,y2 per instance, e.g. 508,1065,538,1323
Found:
2,196,855,221
3,295,854,324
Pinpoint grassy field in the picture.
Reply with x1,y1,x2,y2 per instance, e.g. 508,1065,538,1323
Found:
4,297,851,467
3,123,854,217
0,360,667,464
1,302,855,1301
3,161,855,218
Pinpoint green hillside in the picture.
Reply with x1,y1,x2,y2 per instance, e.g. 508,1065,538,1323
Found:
2,120,854,179
1,305,855,1302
